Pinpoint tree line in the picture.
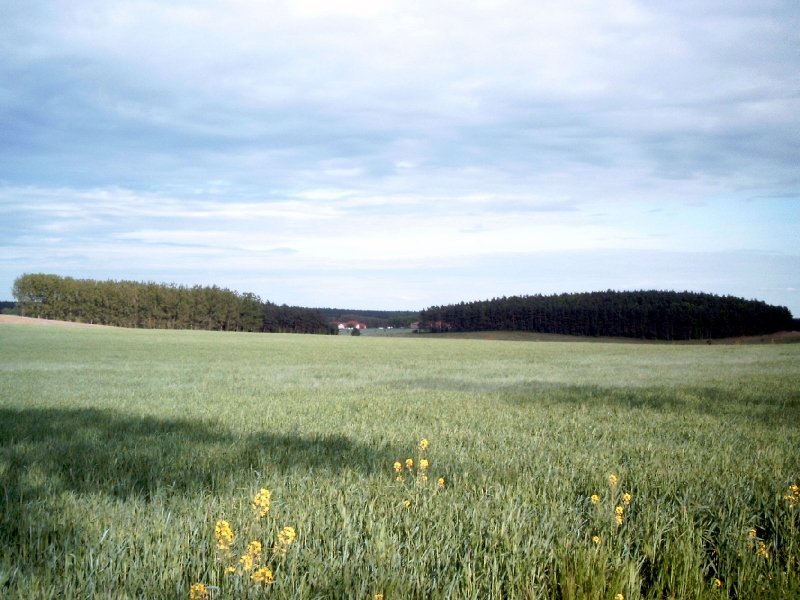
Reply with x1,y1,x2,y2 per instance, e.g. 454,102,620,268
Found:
419,290,794,340
11,274,335,334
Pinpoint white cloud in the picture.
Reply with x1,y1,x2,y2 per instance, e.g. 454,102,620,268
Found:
1,1,799,313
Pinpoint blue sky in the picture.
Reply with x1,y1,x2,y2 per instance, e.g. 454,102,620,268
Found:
1,0,799,314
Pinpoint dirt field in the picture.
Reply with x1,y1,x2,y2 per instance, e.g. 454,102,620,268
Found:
0,315,111,329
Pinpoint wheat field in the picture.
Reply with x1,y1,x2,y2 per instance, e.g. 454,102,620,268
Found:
1,323,798,599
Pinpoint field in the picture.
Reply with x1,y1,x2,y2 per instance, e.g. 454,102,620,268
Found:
1,322,799,599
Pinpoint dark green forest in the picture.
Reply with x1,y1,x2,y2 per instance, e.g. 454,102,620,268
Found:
9,274,796,339
11,274,335,334
420,290,794,340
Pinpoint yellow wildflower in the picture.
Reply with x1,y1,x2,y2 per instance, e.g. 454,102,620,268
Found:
419,438,429,451
609,474,619,487
615,505,624,516
189,583,210,600
393,461,402,473
252,488,271,519
238,540,262,571
405,458,414,470
714,578,723,589
246,540,262,560
785,483,800,507
403,499,412,509
590,494,600,505
748,527,757,539
419,459,429,470
225,565,236,574
278,526,297,546
614,594,624,600
592,535,601,545
756,541,770,559
251,566,274,585
420,474,428,482
615,514,623,525
239,552,255,572
215,520,234,551
395,475,404,482
622,492,632,506
374,594,385,600
437,477,446,488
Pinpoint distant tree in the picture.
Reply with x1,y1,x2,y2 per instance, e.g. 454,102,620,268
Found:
11,273,336,335
419,290,793,340
0,300,19,314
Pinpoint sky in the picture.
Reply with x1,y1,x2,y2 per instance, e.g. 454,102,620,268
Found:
1,0,799,314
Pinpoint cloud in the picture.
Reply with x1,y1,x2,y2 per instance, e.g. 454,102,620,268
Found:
1,1,799,313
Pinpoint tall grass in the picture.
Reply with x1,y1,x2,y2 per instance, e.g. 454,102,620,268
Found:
1,324,798,598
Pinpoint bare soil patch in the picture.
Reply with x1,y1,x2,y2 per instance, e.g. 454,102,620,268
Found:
0,315,114,329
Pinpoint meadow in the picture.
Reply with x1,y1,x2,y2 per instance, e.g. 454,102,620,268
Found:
0,322,798,599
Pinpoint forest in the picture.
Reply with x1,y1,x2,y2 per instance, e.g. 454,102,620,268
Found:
420,290,794,340
11,274,335,334
10,274,796,340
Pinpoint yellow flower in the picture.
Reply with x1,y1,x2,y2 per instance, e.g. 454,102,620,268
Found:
252,488,272,519
405,458,414,470
609,474,619,487
622,492,632,506
395,475,404,482
251,566,274,585
590,494,600,505
278,526,297,546
437,477,446,488
419,459,429,470
615,505,624,516
215,520,234,551
748,527,757,539
189,583,210,600
374,594,384,600
615,515,623,525
756,541,770,559
225,565,236,574
786,484,800,507
239,552,255,572
420,474,428,482
393,461,402,473
238,539,262,571
714,578,723,589
592,535,601,545
614,594,624,600
403,499,412,509
246,540,262,560
419,438,429,451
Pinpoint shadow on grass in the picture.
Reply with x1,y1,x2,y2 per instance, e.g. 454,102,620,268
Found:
0,407,405,592
396,377,800,427
502,382,800,425
0,407,399,502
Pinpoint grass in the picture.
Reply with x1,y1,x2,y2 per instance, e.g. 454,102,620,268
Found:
1,323,799,599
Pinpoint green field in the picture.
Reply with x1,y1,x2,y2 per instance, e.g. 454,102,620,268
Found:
1,323,799,599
